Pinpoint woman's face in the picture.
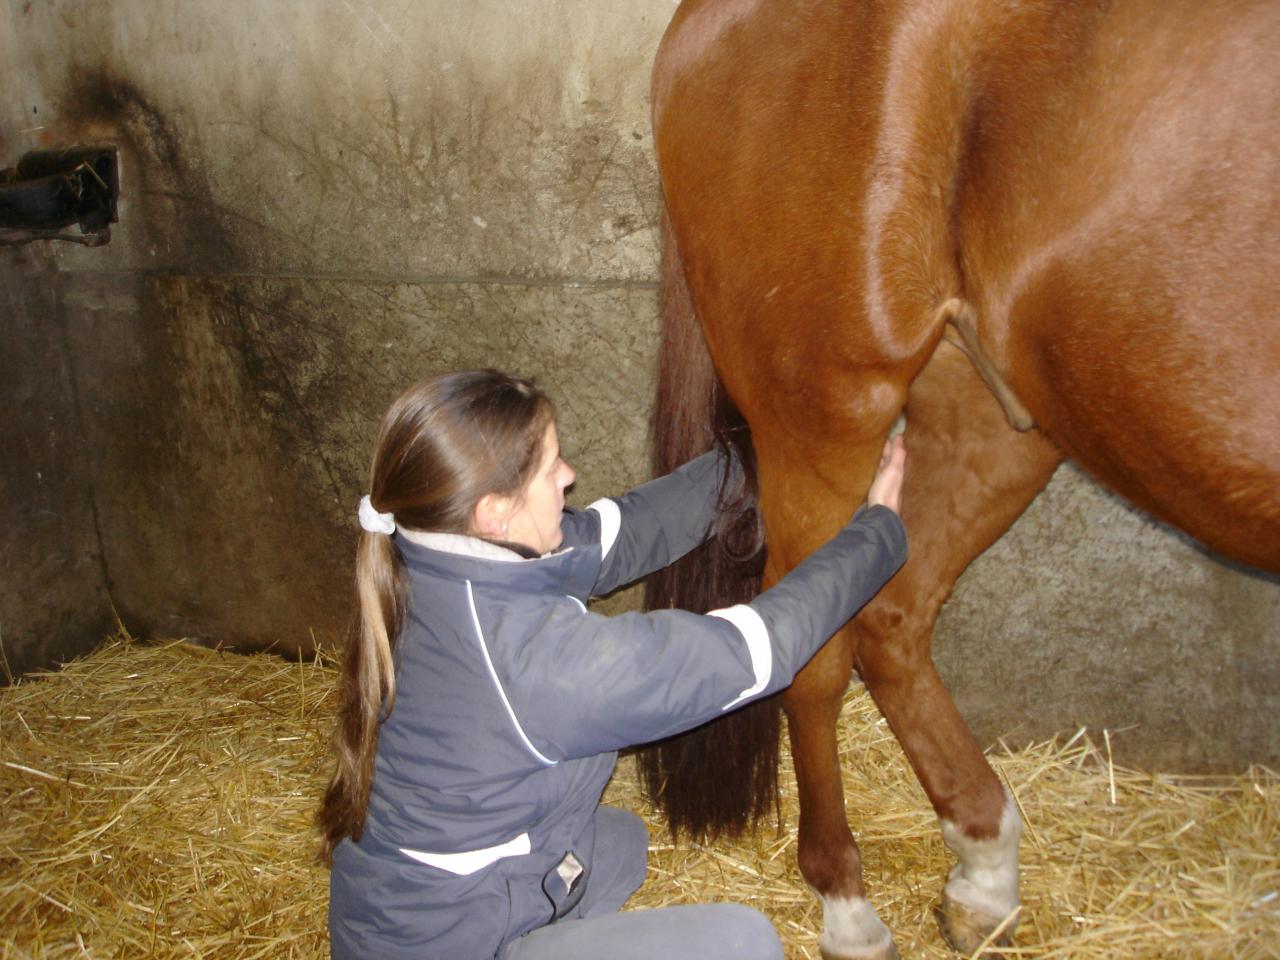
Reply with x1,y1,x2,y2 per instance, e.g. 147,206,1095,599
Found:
503,420,576,555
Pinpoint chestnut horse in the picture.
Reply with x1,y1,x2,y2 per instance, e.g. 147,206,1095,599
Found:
638,1,1280,957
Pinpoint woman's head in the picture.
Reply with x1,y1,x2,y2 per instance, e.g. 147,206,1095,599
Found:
367,369,567,549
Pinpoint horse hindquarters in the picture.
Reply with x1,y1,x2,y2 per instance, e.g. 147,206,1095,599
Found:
652,1,1054,954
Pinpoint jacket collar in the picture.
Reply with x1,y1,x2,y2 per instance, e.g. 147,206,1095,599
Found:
400,529,530,562
394,528,601,602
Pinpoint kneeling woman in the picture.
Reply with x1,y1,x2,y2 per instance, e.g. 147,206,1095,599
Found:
319,369,907,960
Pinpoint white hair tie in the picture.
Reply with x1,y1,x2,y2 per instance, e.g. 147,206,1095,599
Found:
358,495,396,535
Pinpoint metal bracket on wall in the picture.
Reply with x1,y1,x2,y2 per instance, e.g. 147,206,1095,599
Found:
0,144,119,246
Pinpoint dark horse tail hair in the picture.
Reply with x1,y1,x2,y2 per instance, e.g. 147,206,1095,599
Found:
637,203,781,840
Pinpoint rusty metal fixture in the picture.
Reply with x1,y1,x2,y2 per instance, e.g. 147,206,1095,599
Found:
0,143,119,246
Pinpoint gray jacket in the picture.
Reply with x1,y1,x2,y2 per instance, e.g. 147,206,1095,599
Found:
328,451,907,959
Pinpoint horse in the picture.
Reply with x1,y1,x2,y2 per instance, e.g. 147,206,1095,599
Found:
637,1,1280,957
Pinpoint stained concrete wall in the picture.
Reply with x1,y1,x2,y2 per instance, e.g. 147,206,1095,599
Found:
1,1,1275,772
1,0,668,675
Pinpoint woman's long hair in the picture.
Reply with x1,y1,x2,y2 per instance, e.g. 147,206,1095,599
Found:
317,370,552,863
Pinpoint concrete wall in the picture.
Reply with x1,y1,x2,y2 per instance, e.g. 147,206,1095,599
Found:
2,0,1275,771
1,0,668,673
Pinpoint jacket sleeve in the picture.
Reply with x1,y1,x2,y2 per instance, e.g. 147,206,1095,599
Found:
504,504,907,760
559,448,740,597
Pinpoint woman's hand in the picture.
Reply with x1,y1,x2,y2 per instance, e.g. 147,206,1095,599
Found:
866,433,906,514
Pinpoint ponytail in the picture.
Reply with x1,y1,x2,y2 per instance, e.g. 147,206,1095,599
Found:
317,531,405,863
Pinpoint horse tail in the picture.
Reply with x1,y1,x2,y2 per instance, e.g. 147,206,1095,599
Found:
637,201,780,839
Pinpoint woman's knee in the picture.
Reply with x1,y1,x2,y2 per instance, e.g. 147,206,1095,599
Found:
573,806,650,919
596,806,648,850
595,806,648,880
708,904,784,960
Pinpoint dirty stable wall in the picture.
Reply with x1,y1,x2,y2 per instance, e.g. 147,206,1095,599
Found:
1,1,1276,773
1,0,668,672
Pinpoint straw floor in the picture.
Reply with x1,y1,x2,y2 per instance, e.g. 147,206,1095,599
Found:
2,635,1276,959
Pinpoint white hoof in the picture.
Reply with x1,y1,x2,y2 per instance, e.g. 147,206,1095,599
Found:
818,895,900,960
937,794,1022,954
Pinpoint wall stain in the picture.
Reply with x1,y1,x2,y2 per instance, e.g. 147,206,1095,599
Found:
58,65,285,277
228,286,346,508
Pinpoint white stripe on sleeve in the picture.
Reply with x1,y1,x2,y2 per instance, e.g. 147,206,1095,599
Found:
709,603,772,710
586,497,622,560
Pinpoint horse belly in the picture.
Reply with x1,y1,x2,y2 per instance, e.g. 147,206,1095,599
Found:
958,1,1280,570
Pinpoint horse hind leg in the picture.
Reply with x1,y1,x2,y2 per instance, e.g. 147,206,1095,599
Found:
852,339,1061,955
781,630,900,960
751,425,906,960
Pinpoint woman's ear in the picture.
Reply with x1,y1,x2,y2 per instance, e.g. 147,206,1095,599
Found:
473,492,514,538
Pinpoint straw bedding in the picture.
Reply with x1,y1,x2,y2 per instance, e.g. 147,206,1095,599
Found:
2,635,1276,959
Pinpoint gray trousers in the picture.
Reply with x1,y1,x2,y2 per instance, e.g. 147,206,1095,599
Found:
504,807,784,960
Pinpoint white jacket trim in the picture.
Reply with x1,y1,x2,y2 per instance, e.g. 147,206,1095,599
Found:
399,831,532,875
709,604,772,710
465,580,557,767
401,529,527,562
586,497,622,560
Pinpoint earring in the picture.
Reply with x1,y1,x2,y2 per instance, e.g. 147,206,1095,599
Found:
500,522,508,534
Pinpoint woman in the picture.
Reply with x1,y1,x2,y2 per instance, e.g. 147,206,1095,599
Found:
319,369,907,960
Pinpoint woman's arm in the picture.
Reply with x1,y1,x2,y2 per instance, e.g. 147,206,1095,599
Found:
559,448,741,596
504,504,906,760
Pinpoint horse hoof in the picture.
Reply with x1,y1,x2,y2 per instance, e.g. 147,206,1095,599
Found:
934,895,1016,957
819,942,900,960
